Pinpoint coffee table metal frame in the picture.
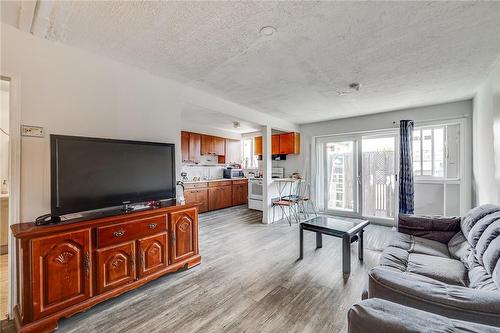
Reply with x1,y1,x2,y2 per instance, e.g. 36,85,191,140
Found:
298,216,369,275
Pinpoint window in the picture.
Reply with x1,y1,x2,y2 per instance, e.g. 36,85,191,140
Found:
412,124,459,179
242,138,258,169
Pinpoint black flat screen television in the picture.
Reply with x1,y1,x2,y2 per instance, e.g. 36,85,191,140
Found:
51,135,176,216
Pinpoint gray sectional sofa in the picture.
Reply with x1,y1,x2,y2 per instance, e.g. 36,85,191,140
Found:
348,204,500,332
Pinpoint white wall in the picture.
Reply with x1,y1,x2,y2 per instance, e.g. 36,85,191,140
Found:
0,80,9,187
298,100,473,214
473,59,500,205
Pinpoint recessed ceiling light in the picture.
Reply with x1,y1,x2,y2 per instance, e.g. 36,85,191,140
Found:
349,82,361,91
260,26,277,36
232,121,241,129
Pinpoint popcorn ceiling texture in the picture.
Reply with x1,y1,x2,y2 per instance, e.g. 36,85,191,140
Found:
31,2,500,123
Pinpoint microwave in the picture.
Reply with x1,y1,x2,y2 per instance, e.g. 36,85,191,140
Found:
223,168,244,179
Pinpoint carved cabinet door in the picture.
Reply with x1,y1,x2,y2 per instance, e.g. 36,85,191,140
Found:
31,229,92,320
96,241,136,294
138,232,168,278
169,208,198,264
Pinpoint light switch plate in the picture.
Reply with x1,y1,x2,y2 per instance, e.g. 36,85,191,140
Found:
21,125,44,137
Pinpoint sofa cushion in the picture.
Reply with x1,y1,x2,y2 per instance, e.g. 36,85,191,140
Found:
469,264,499,291
348,298,500,333
407,253,468,286
367,267,500,327
468,211,500,248
461,204,500,239
388,232,450,258
398,213,460,243
448,231,470,265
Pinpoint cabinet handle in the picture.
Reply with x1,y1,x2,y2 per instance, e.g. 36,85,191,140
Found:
148,223,157,229
113,229,125,237
84,252,90,277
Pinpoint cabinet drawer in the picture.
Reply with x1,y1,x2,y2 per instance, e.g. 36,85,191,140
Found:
184,182,208,189
208,181,232,187
97,215,167,248
232,179,248,185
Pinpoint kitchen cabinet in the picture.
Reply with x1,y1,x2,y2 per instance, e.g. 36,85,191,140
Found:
208,184,232,211
138,233,168,278
279,132,300,154
181,131,190,163
184,187,209,213
31,229,92,320
272,135,280,155
96,241,136,294
189,133,201,163
254,136,263,155
170,209,198,264
214,136,225,156
181,131,201,163
254,132,300,156
226,139,241,164
232,179,248,206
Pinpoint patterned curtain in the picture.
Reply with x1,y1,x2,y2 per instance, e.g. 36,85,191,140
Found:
399,120,414,214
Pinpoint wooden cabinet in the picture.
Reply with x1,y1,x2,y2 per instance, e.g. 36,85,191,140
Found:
232,180,248,206
31,229,92,320
189,133,201,163
181,131,190,163
169,209,198,264
279,132,300,154
254,136,263,155
226,139,241,164
181,131,201,163
96,241,136,294
214,136,225,156
12,205,201,333
208,185,232,211
138,233,168,278
272,134,280,155
184,188,209,213
254,132,300,155
201,135,215,155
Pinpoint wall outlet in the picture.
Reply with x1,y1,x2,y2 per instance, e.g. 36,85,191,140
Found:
21,125,44,137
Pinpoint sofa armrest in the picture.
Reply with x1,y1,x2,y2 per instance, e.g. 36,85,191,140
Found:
348,298,500,333
398,213,460,243
367,267,500,327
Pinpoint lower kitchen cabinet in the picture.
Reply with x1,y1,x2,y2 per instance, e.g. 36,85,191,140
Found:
208,185,232,210
184,188,209,212
232,181,248,206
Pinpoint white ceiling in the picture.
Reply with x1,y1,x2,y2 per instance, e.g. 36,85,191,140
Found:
4,1,500,124
182,104,261,135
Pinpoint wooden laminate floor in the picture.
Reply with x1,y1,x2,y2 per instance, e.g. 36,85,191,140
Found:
54,206,392,333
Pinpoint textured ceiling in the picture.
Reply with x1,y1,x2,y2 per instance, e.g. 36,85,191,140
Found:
11,2,500,123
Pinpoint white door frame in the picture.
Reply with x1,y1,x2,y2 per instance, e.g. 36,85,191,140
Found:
2,74,21,319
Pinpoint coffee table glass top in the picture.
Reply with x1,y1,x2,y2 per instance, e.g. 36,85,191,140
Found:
301,216,369,235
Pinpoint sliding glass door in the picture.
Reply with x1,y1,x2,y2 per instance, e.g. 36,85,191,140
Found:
325,140,357,212
319,132,398,223
361,135,397,220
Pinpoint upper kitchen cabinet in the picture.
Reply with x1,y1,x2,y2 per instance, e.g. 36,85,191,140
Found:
254,136,263,156
181,131,201,163
254,132,300,156
201,134,215,155
214,136,225,156
278,132,300,154
226,139,241,164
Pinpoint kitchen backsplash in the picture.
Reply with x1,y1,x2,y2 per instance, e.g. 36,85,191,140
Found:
181,165,224,180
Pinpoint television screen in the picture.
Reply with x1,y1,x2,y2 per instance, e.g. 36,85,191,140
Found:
51,135,176,216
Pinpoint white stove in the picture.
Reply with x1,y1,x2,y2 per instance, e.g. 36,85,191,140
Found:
247,168,284,211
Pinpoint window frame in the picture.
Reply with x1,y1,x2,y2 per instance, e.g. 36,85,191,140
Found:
242,138,258,169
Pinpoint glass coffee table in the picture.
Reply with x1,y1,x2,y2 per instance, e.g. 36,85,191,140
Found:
298,216,369,276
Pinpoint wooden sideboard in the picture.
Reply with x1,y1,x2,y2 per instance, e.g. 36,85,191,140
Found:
10,203,201,333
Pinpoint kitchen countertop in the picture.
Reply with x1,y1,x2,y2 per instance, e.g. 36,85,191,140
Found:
182,178,247,184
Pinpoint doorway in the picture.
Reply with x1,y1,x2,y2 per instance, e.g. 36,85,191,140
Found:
0,77,10,320
320,131,398,225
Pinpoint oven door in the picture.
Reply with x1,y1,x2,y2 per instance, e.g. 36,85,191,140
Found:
248,179,263,200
